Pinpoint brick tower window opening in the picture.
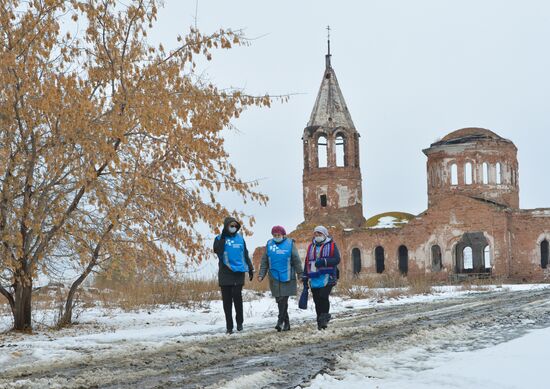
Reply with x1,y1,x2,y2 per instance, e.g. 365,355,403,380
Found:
496,162,502,184
352,248,361,275
482,162,489,184
320,194,327,207
451,163,458,185
398,245,408,275
464,162,473,185
541,240,549,269
463,247,473,270
317,135,328,168
484,245,491,269
375,246,385,274
431,245,442,272
335,133,346,167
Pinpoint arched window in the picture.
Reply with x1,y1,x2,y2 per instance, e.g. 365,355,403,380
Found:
431,245,442,272
375,246,385,274
496,162,502,184
352,248,361,274
398,245,408,275
482,162,489,184
451,163,458,185
541,240,549,269
335,134,345,167
317,136,328,168
463,247,473,270
464,162,473,185
483,245,491,270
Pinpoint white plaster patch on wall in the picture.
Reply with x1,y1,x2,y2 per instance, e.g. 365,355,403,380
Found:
412,246,427,270
532,210,550,217
336,185,351,208
450,211,458,225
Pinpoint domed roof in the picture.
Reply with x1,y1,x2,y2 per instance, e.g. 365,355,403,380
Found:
365,212,415,229
431,128,512,147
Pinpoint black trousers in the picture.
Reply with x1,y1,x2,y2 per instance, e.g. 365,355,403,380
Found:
311,285,333,318
220,285,243,330
275,296,289,323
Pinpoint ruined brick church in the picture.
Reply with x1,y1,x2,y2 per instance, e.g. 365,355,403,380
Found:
254,47,550,282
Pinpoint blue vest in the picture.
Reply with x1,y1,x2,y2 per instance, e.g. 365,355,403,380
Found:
221,234,249,272
266,238,293,282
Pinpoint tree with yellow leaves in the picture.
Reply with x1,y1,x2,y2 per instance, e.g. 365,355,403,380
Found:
0,0,274,331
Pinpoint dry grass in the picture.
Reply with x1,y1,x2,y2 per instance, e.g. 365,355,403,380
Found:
335,273,434,300
457,278,493,292
92,277,221,311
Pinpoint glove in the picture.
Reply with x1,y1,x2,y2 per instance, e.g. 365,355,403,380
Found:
315,258,327,268
249,270,254,281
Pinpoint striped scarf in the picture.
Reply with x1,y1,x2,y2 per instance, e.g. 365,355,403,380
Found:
305,240,335,276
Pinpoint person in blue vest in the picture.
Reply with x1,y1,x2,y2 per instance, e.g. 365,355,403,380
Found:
302,225,340,330
258,225,302,332
213,217,254,334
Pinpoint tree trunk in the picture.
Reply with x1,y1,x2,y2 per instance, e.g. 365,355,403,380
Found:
0,285,15,317
59,279,81,327
60,224,113,326
13,279,32,331
59,259,98,326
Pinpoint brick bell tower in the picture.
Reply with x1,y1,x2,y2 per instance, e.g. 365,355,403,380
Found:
301,35,365,228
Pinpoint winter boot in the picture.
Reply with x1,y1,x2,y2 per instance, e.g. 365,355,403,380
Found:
282,317,290,331
275,319,284,332
237,323,243,332
318,313,329,330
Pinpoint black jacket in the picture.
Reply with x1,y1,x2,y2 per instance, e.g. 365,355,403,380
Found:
213,217,254,287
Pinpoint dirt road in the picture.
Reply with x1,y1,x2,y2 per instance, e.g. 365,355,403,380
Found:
2,288,550,388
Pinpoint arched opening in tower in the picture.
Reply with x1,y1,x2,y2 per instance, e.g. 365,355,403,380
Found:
352,248,361,275
431,245,442,272
375,246,385,274
398,245,408,275
541,240,549,269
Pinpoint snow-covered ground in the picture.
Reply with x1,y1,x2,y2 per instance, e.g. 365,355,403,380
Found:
1,283,549,388
305,324,550,389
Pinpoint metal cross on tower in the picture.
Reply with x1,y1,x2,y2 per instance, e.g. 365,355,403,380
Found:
326,25,331,56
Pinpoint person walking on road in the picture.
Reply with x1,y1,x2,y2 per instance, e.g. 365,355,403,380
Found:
302,225,340,330
258,226,302,332
213,217,254,334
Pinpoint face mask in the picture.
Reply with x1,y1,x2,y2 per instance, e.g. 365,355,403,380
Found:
228,226,237,234
314,236,326,243
273,237,283,243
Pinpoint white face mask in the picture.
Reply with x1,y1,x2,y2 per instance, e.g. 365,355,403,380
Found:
314,236,326,243
228,226,237,234
273,237,283,243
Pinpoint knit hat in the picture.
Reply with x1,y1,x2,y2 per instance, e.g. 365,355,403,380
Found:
271,225,286,235
313,225,329,237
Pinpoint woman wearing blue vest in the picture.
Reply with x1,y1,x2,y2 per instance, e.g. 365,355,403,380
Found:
258,225,302,332
213,217,254,334
302,225,341,330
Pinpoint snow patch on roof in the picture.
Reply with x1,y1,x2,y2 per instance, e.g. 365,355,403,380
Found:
370,216,410,229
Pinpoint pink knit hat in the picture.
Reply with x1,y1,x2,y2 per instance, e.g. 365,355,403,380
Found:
271,225,287,235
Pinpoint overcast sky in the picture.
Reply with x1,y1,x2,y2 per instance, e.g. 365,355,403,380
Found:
151,0,550,253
